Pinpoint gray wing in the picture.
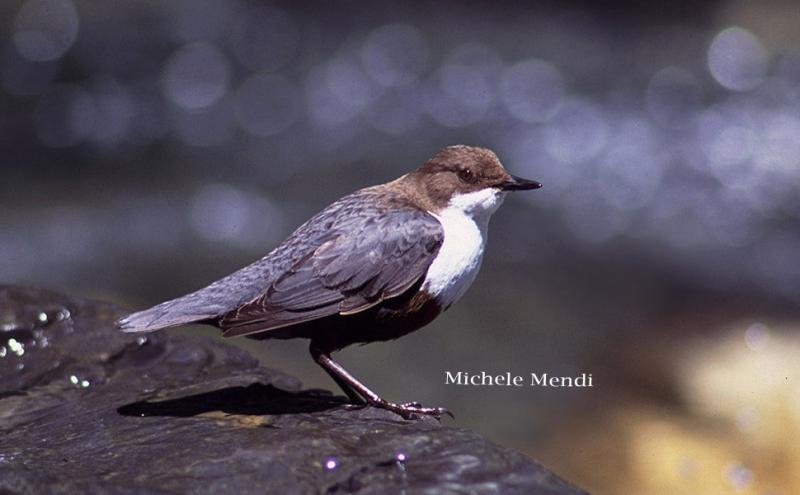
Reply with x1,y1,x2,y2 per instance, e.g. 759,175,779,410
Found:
119,187,437,334
219,206,443,337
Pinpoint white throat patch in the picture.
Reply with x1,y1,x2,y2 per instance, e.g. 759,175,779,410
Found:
422,188,505,308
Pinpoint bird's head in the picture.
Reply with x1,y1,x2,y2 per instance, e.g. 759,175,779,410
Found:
406,145,541,217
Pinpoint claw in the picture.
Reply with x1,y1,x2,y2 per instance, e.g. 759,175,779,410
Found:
367,399,454,420
309,348,454,421
437,407,455,420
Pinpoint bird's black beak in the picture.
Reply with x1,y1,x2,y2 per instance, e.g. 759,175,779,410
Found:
500,175,542,191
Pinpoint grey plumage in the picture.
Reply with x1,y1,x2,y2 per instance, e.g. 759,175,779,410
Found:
118,186,443,336
117,145,542,420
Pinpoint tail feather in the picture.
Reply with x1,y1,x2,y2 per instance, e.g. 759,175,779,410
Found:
117,295,228,333
117,256,274,333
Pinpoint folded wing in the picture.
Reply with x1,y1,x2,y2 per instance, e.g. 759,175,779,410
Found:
219,206,443,337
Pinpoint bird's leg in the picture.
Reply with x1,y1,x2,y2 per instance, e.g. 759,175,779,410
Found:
313,351,366,406
309,344,453,420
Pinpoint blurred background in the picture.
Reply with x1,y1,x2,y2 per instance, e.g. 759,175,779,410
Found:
2,0,800,493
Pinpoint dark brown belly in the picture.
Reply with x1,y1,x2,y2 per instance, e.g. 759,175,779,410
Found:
246,288,443,353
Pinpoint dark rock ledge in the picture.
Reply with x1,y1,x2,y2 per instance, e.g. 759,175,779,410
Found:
0,286,587,495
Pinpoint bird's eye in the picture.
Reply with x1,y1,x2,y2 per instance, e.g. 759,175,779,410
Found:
457,168,475,183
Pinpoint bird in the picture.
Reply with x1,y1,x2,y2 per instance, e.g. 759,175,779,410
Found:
118,145,541,419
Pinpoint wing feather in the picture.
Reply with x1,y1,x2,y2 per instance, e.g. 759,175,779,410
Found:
220,204,442,337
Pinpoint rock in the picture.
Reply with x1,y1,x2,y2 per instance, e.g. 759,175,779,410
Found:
0,286,587,495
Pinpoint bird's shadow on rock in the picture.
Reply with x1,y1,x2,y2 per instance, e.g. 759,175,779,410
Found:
117,383,349,418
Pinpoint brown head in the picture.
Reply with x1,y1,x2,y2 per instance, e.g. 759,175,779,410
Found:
399,145,541,215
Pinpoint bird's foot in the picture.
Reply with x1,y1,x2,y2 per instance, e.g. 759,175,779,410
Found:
310,348,453,420
367,398,454,420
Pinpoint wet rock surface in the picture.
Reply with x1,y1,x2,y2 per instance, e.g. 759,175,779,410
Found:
0,286,587,495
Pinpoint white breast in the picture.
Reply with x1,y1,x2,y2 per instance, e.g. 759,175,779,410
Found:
422,188,506,309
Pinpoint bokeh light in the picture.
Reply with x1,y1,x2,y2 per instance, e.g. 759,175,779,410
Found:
644,67,703,129
542,99,608,165
162,42,230,111
13,0,79,62
708,27,769,91
501,59,565,123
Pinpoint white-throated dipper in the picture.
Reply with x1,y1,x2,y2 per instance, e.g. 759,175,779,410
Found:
118,145,541,419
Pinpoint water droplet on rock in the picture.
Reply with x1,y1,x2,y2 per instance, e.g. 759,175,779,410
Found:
7,338,25,356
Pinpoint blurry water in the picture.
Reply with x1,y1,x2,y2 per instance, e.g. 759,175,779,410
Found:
2,0,798,303
2,0,800,466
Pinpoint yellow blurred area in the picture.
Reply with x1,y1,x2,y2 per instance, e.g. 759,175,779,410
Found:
539,321,799,495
